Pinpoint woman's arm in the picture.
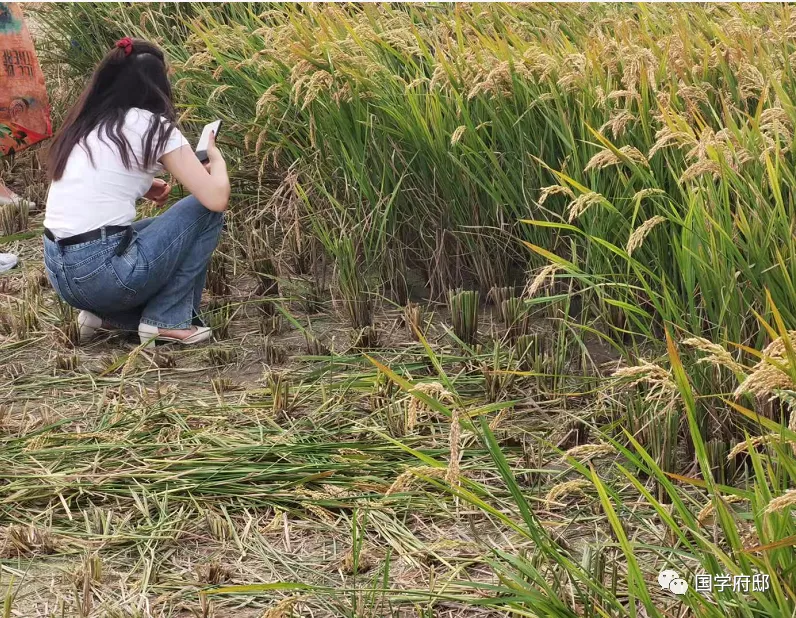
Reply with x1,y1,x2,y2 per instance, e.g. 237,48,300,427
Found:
159,132,230,212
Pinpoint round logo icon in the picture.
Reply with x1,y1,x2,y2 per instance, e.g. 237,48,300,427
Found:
658,570,679,590
669,578,689,595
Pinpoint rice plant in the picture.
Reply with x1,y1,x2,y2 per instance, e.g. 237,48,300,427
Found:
481,342,517,403
205,251,230,297
206,300,233,339
498,297,530,342
304,332,330,356
330,235,372,330
53,297,79,347
262,335,287,365
403,302,423,341
448,289,479,345
0,201,29,236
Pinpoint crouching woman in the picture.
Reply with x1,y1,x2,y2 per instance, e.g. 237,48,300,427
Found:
43,38,229,346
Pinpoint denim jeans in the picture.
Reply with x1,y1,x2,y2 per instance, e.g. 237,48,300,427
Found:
44,195,223,331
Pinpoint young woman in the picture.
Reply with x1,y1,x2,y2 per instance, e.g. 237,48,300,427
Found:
43,38,230,346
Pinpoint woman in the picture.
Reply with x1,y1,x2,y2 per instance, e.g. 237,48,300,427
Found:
44,37,230,346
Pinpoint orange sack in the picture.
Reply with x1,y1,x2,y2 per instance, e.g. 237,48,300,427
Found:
0,2,51,157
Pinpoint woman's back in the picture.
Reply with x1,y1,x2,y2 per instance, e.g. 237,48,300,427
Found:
44,108,187,239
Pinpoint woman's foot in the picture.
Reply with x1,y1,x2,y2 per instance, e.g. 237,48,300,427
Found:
78,310,103,343
138,322,212,347
78,310,120,342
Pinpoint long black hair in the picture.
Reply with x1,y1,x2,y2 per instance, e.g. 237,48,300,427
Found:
47,38,177,181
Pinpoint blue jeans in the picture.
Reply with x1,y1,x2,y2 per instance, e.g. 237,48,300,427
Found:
44,195,223,331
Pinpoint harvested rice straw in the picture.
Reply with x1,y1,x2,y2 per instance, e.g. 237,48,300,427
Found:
385,466,446,496
488,406,510,431
683,336,745,375
764,490,796,515
560,443,615,463
626,215,667,256
265,509,284,532
407,382,454,430
263,596,302,618
340,543,379,574
545,479,592,507
5,524,57,556
696,495,745,525
445,407,462,486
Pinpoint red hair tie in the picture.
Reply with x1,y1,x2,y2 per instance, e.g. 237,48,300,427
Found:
115,37,133,57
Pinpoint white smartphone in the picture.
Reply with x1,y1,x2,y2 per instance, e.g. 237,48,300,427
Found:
195,119,222,162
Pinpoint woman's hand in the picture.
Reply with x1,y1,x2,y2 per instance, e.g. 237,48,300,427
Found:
160,131,230,212
143,178,171,206
204,131,225,172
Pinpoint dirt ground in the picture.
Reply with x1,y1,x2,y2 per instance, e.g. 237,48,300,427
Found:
0,195,554,617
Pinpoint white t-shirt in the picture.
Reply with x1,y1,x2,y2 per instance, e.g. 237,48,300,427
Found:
44,108,189,239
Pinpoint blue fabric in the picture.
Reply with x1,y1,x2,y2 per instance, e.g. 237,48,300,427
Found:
44,194,223,330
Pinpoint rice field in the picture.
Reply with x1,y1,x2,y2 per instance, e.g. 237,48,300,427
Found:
1,3,795,617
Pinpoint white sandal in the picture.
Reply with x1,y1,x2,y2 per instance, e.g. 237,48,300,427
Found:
138,322,212,347
0,191,36,211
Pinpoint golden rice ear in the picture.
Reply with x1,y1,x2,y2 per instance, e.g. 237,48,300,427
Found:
626,216,666,256
682,337,745,374
733,331,796,399
545,480,592,508
764,489,796,515
566,191,605,222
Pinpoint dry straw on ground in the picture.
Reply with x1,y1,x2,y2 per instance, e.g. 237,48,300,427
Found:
545,480,592,508
560,443,616,463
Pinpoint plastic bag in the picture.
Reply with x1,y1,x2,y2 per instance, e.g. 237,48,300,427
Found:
0,3,52,157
